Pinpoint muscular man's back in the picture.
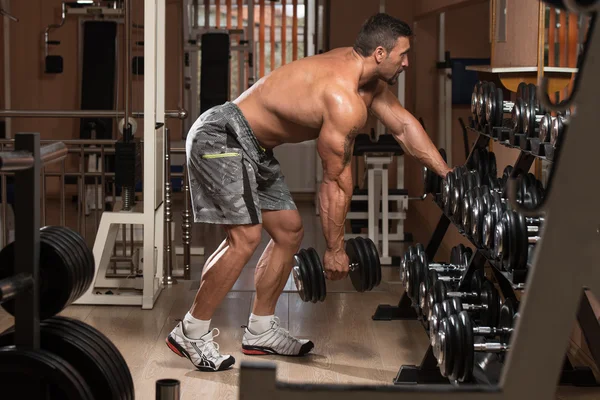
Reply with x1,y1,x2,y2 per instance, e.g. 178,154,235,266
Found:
234,47,375,148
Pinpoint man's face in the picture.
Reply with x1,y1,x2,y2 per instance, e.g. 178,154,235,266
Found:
376,36,410,85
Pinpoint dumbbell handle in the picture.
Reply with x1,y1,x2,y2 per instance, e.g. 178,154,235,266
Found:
438,275,462,283
473,326,512,336
446,290,478,300
474,342,509,352
529,236,540,244
429,262,464,272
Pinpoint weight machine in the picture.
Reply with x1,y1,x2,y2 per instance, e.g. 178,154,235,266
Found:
237,0,600,398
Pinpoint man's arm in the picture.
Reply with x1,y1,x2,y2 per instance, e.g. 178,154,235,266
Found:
370,83,452,178
316,96,363,280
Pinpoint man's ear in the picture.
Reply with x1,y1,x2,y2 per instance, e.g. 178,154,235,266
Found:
374,46,386,63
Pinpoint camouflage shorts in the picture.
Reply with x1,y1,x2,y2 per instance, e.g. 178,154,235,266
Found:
185,102,296,225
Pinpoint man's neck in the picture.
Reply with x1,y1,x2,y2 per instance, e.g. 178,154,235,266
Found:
350,49,380,88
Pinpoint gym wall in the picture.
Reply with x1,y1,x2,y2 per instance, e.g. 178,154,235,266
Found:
0,0,184,146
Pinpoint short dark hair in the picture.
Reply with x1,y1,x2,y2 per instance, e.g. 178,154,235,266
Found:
353,13,413,57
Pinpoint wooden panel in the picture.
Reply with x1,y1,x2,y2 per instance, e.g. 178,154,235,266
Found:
492,0,539,68
292,0,298,61
271,1,276,70
548,7,556,67
216,0,221,27
226,0,232,28
281,0,287,65
414,0,488,20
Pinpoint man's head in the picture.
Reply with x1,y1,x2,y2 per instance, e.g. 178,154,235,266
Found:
353,13,412,85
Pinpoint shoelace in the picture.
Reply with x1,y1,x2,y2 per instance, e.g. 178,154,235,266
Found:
199,328,221,359
270,317,298,343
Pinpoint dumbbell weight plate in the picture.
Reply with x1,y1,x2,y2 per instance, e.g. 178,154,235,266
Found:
471,82,482,117
499,298,517,344
479,280,500,327
436,317,454,377
449,313,465,381
479,147,489,178
346,238,368,293
0,346,95,400
0,320,123,400
355,237,376,291
41,227,87,303
364,237,382,288
470,148,481,176
516,213,530,270
52,316,135,400
307,247,327,302
517,82,527,100
292,250,312,302
0,235,74,320
39,230,83,307
459,310,475,383
43,226,95,294
297,249,318,302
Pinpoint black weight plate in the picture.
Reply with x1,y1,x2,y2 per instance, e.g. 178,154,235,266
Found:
433,280,447,304
308,248,323,302
463,247,473,266
470,269,483,293
526,173,541,207
494,86,504,126
415,243,426,260
300,249,319,302
0,346,94,400
479,280,499,327
0,239,73,320
516,213,529,270
42,227,87,302
507,210,520,272
471,82,482,116
364,238,382,287
307,248,326,302
517,82,527,100
437,318,453,377
295,250,312,302
50,316,134,400
449,314,465,381
353,237,372,291
499,298,516,343
485,82,497,125
40,229,82,306
0,321,123,400
353,237,371,292
428,270,439,291
450,245,460,266
458,311,475,382
346,239,365,292
292,252,311,302
302,248,320,302
44,226,94,295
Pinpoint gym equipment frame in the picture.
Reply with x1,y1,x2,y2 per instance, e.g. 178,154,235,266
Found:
237,1,600,398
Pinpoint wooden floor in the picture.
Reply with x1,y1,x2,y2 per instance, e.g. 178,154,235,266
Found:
0,200,598,399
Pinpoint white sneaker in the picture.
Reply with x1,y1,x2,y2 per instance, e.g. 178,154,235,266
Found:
166,321,235,371
241,316,314,356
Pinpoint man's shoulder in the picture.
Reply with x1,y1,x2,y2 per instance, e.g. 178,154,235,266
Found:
321,84,366,124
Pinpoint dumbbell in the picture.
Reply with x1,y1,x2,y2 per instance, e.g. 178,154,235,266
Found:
428,274,500,327
413,247,471,313
430,296,511,363
292,236,381,303
551,111,570,148
435,299,518,382
399,243,425,287
494,209,543,272
485,82,515,127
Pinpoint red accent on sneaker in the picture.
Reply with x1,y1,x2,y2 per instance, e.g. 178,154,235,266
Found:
242,348,269,355
166,338,185,357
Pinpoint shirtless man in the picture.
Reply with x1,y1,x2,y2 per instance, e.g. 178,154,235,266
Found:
166,13,451,372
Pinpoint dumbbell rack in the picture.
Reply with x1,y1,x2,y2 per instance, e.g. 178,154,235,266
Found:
0,133,66,396
372,125,599,386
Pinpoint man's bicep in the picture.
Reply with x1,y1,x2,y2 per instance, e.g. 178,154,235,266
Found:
370,84,415,137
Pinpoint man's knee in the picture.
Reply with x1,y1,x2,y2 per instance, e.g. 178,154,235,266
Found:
226,224,263,254
269,212,304,249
